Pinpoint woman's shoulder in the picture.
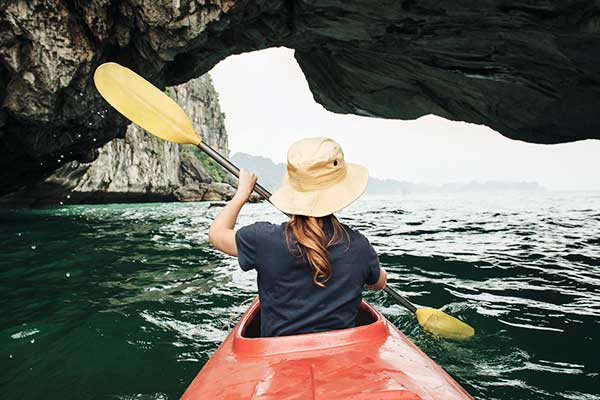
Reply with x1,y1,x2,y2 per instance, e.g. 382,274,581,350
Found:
339,222,372,247
240,221,286,235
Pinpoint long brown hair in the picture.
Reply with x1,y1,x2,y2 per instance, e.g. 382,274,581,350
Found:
285,214,348,287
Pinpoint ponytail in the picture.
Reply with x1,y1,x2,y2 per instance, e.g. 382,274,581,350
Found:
285,215,348,287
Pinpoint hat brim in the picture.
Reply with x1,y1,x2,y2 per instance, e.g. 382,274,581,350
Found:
269,163,369,217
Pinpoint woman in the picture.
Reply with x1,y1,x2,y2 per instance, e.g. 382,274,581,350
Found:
208,137,387,337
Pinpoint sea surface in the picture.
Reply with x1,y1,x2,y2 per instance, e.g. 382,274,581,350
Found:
1,192,599,400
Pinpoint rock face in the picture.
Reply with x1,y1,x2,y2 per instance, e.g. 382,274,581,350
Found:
0,75,234,207
1,1,599,192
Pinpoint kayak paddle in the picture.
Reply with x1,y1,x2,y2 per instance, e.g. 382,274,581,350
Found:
93,62,475,341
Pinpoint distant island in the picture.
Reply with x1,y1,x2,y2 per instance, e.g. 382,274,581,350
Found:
230,152,544,194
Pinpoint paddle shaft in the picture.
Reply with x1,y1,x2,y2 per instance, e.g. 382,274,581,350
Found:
198,141,273,202
198,141,419,315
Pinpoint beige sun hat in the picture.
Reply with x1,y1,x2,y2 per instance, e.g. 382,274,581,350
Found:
269,137,369,217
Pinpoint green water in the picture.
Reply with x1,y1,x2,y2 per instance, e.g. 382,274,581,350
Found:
1,193,599,399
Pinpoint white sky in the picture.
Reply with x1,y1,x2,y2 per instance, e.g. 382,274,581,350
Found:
210,47,600,191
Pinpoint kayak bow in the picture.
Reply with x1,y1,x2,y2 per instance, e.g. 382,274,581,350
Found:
181,299,472,399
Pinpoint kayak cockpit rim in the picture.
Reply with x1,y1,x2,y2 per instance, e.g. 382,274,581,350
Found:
232,299,389,357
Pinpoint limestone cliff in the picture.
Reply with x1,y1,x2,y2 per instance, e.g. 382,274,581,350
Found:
0,74,236,207
1,1,599,193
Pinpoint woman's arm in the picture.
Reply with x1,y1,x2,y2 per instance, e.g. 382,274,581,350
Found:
368,267,387,291
208,169,257,256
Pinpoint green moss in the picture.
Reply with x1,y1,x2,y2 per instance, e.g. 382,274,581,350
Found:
163,87,174,98
184,145,227,182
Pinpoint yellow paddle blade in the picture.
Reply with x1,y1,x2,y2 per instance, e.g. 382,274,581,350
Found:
416,307,475,341
93,62,201,146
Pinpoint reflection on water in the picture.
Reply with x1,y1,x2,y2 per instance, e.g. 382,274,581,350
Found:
1,192,599,399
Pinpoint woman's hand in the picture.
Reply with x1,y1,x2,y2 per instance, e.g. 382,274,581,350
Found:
234,168,258,203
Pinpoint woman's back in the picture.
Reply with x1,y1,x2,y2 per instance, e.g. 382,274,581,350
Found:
236,218,381,337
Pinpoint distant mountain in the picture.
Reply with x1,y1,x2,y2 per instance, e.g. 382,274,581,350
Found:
231,152,286,192
230,152,544,194
436,181,544,192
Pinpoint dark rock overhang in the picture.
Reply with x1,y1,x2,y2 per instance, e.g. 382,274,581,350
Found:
1,0,599,194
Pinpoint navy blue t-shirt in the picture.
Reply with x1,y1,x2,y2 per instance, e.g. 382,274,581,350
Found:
235,220,380,337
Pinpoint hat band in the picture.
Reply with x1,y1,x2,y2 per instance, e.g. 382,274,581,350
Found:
288,165,347,192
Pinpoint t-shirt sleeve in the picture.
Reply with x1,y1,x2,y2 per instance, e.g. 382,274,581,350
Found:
364,240,381,286
235,223,259,271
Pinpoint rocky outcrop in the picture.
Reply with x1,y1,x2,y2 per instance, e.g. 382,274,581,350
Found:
0,74,235,207
1,1,599,193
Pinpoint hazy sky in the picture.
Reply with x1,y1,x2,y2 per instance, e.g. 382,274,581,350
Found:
210,47,599,191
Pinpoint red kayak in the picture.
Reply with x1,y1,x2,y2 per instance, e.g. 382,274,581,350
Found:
181,299,472,399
